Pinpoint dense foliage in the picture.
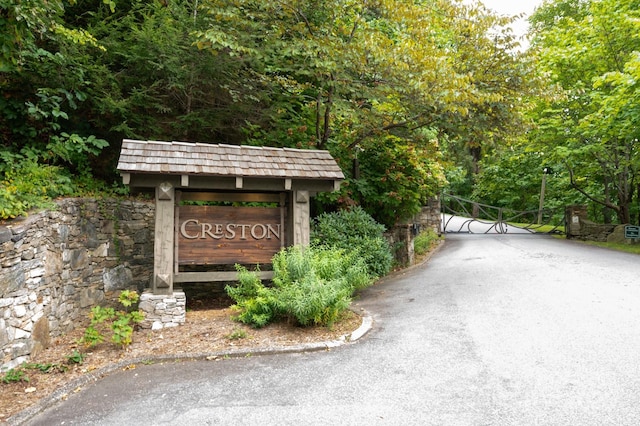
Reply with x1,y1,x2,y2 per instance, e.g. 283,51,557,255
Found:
6,1,632,226
227,247,371,328
228,206,390,328
523,0,639,224
311,206,392,277
1,0,537,224
464,0,640,225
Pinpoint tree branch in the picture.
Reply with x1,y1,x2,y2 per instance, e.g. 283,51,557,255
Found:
277,1,315,37
346,114,434,151
566,163,620,213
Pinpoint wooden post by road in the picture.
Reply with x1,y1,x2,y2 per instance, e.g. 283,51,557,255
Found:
537,172,547,225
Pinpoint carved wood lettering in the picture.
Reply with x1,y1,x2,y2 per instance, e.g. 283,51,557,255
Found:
178,205,285,265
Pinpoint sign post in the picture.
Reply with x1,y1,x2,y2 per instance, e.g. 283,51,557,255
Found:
624,225,640,239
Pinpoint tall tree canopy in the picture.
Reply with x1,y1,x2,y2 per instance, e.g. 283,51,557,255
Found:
1,0,538,225
192,0,538,225
528,0,640,224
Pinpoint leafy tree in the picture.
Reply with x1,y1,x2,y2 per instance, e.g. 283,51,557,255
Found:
471,140,587,218
195,0,537,224
1,0,543,226
0,0,108,165
529,0,640,224
0,0,111,217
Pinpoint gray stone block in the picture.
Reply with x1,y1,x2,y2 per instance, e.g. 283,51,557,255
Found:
0,318,7,347
70,248,88,269
0,265,26,297
80,288,104,308
0,227,12,244
103,265,133,292
57,224,70,242
31,317,50,358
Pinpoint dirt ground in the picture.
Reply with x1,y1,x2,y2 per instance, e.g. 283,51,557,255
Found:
0,299,363,423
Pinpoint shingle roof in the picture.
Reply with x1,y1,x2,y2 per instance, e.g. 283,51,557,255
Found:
117,139,345,180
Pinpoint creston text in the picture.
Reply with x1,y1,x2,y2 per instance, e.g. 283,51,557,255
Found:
180,219,281,241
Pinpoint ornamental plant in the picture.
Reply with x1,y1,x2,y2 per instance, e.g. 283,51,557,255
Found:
227,246,372,328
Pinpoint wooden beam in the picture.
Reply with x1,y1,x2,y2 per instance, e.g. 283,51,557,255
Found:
293,190,310,246
236,176,243,189
180,192,281,203
181,175,189,187
121,173,131,185
126,174,342,192
174,191,181,275
174,271,274,283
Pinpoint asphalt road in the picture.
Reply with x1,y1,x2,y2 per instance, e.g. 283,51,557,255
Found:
27,234,640,425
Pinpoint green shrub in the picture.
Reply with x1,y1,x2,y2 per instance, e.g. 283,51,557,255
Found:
226,266,277,328
311,207,393,278
226,246,372,328
80,290,144,348
0,143,121,220
414,228,440,256
272,246,369,326
0,150,74,219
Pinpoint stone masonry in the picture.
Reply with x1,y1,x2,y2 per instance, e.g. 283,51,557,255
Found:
385,197,442,267
138,290,186,330
0,198,154,371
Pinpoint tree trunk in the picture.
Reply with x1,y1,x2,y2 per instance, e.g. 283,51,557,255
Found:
617,188,631,224
637,184,640,225
469,145,481,175
602,178,612,223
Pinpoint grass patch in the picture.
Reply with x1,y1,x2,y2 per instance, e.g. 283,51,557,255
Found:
506,222,564,234
414,228,441,256
581,241,640,255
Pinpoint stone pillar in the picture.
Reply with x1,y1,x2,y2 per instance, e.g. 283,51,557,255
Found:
415,197,442,234
153,182,175,294
292,190,310,246
566,205,587,238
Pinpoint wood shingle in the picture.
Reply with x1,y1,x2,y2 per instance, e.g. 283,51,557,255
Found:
117,139,345,181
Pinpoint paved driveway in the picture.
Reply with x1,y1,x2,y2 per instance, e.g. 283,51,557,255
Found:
27,235,640,425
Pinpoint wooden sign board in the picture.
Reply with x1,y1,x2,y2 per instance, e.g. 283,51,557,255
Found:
178,205,285,265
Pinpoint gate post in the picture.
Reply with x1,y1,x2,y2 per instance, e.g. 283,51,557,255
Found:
565,205,587,238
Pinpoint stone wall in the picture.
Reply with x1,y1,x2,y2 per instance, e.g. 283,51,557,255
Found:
0,198,154,371
565,204,625,242
414,197,442,234
386,197,442,267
